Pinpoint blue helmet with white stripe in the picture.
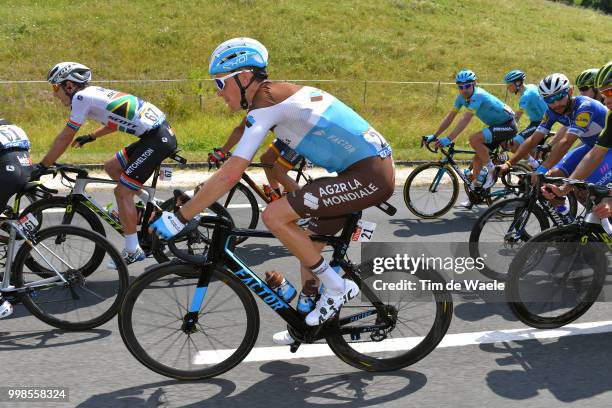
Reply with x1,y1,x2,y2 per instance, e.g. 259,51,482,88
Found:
455,69,477,84
504,70,525,84
208,37,269,75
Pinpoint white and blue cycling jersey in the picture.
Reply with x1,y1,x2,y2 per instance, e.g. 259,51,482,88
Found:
0,120,31,151
536,96,608,147
233,86,391,173
453,87,515,126
519,84,547,122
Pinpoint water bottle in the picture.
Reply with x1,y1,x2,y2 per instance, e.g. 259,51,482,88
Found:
555,204,573,224
476,168,488,186
104,202,121,223
463,168,472,180
263,184,281,201
297,280,318,315
265,271,297,303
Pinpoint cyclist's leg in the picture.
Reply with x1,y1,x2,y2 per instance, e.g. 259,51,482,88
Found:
115,124,177,257
268,140,301,193
469,130,490,181
260,145,281,192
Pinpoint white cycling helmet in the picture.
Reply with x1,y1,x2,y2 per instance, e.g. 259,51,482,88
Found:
47,62,92,85
538,73,570,97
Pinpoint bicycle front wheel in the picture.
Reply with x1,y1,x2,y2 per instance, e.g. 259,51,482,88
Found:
469,197,549,281
326,263,453,371
506,224,607,329
119,263,259,380
13,225,128,330
403,163,459,219
151,201,234,264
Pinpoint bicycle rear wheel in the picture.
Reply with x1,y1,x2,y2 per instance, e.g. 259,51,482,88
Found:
119,263,259,380
13,225,128,330
326,263,453,371
20,197,107,276
219,182,259,244
403,163,459,219
506,225,607,329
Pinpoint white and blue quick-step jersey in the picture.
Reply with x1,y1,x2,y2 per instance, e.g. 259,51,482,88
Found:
233,86,392,173
536,96,608,147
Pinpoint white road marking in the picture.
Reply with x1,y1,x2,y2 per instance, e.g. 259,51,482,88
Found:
192,320,612,365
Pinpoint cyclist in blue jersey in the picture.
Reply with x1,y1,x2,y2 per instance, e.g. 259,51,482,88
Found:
0,119,33,319
429,69,517,190
575,68,604,103
149,38,395,339
504,70,548,168
543,62,612,208
500,73,609,182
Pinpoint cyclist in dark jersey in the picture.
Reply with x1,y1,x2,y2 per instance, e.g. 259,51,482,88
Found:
35,62,177,265
0,119,32,318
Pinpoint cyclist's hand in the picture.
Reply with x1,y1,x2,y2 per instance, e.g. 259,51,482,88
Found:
149,211,186,239
207,148,227,167
435,137,452,147
593,198,612,219
72,134,96,148
29,162,48,181
541,183,561,200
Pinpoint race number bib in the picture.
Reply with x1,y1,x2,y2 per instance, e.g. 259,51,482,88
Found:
159,166,172,181
351,219,377,242
16,213,39,234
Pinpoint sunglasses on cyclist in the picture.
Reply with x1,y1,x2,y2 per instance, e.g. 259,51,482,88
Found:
214,70,251,91
601,87,612,98
578,86,592,92
457,83,473,90
543,90,568,104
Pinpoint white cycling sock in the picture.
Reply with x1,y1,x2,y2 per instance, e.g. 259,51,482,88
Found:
310,259,344,293
125,233,139,253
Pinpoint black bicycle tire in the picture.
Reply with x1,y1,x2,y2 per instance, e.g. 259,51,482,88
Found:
222,182,259,244
506,224,606,329
150,201,235,264
14,225,128,330
326,263,453,371
469,197,550,281
403,163,459,219
20,197,107,276
118,263,259,380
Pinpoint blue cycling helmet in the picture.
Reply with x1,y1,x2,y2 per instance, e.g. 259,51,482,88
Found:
208,37,269,75
504,70,525,84
455,69,477,84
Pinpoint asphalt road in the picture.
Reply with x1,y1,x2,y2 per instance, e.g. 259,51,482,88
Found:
1,186,611,408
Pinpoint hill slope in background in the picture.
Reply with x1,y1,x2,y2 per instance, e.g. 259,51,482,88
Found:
1,0,611,162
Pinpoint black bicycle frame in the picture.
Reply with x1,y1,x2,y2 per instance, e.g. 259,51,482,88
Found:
184,212,391,342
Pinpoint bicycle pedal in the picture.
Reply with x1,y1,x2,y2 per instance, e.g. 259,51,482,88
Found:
289,342,301,353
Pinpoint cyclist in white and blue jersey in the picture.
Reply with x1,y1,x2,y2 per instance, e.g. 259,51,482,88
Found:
150,38,395,336
429,69,517,189
504,70,548,167
502,73,609,182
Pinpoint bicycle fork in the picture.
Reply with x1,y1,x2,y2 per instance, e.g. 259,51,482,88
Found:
182,264,214,334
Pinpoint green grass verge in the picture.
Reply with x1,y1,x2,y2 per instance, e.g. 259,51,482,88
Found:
1,0,610,163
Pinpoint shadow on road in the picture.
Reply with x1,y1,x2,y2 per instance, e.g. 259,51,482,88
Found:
390,207,483,238
0,328,111,350
77,361,427,407
234,244,293,266
481,332,612,402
